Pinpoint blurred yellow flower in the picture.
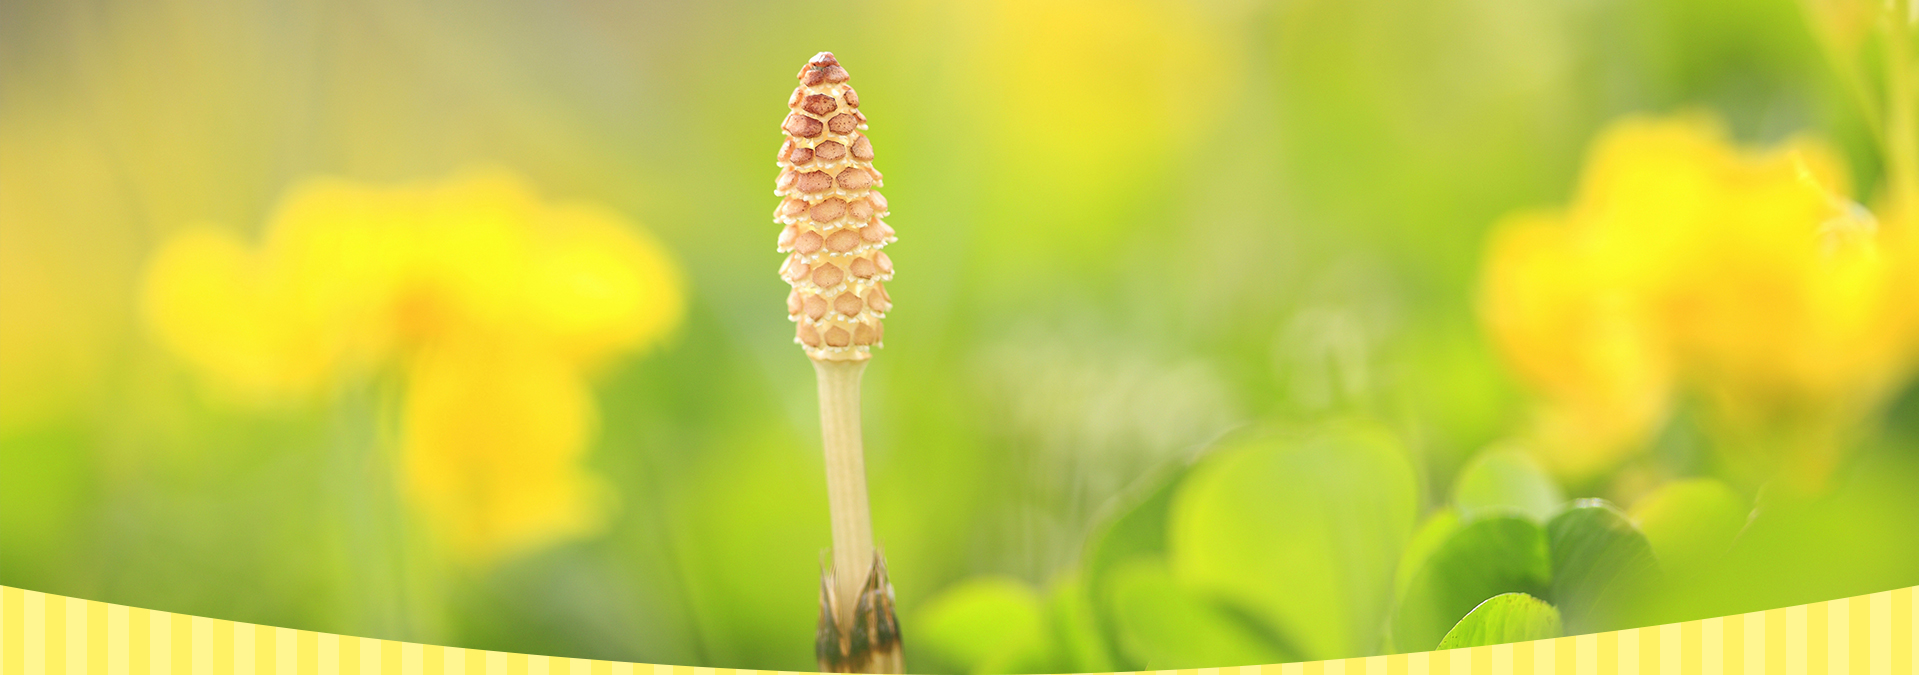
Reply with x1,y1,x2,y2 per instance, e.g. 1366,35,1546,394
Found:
1480,113,1917,488
1480,212,1672,479
144,168,684,564
400,332,611,565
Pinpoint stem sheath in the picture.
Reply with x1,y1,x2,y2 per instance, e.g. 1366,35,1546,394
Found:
814,358,873,627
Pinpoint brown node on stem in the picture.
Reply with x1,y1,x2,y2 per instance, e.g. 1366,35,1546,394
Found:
816,550,902,674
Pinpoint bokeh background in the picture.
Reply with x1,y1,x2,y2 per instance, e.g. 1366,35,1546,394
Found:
7,0,1919,672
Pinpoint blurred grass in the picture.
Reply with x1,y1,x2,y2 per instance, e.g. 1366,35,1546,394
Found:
2,0,1915,671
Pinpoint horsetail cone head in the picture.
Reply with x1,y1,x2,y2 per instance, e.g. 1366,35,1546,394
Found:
776,51,895,362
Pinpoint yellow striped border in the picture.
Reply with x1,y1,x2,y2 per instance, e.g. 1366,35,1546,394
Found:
1,585,1915,675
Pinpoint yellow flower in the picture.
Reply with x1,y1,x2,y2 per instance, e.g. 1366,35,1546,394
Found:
143,180,405,399
1480,113,1916,487
144,168,684,564
1480,212,1672,479
399,332,611,564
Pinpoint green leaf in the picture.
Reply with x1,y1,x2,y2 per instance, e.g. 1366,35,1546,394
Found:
1548,500,1660,633
1629,479,1748,579
1453,449,1564,522
1389,516,1550,652
1105,558,1294,669
1046,573,1116,673
1082,455,1193,668
1168,420,1419,660
914,577,1056,674
1436,593,1563,649
1394,508,1461,599
1084,457,1188,597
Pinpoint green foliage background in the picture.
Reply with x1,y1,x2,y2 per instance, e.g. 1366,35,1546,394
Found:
4,0,1919,672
